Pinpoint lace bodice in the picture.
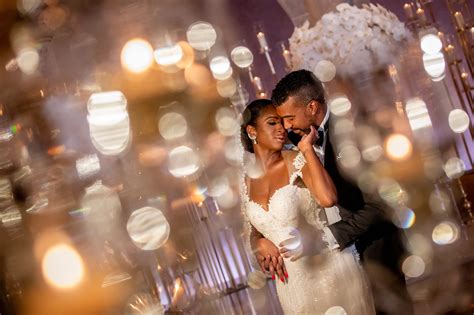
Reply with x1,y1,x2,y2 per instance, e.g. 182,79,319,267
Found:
242,151,375,314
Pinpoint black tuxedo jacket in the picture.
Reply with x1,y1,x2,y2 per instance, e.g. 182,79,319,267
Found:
313,131,412,314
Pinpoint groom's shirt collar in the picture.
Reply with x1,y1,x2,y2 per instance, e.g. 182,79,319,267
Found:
313,109,330,159
318,107,330,132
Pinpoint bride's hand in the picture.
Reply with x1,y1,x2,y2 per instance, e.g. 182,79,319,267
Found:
297,125,318,154
255,238,288,282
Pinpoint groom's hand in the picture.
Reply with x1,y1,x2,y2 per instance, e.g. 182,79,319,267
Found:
255,238,287,282
297,125,318,154
279,222,325,261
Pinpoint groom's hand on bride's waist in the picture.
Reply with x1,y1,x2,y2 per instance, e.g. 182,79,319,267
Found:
279,224,325,261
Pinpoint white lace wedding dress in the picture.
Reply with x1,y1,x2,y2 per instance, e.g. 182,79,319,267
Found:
243,151,375,314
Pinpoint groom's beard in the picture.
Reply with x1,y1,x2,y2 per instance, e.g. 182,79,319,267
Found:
288,130,302,146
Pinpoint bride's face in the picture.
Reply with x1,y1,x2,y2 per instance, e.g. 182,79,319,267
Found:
252,106,287,151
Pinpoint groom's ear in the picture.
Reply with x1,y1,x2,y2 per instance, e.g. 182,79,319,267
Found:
307,100,319,116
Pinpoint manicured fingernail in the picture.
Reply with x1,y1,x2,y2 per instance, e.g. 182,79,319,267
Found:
284,272,288,278
280,277,284,283
272,274,275,280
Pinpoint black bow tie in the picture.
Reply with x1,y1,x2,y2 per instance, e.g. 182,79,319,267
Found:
314,128,325,147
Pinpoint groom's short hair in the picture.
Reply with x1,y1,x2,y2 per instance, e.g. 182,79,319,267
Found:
271,69,326,107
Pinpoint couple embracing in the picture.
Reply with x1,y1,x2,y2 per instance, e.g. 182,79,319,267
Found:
241,70,412,314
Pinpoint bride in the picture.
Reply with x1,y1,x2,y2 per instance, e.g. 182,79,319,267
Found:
241,99,374,314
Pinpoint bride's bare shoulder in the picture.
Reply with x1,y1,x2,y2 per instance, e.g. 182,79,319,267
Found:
281,149,299,161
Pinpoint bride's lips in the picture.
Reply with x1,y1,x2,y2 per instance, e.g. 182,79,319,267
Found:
274,135,286,143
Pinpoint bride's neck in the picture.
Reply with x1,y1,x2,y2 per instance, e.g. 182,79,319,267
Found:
254,147,282,171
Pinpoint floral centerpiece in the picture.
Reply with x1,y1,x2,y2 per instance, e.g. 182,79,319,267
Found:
289,3,412,78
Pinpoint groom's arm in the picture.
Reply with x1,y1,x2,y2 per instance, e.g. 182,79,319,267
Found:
326,194,386,249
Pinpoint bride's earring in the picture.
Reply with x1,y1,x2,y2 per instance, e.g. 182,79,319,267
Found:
248,134,258,144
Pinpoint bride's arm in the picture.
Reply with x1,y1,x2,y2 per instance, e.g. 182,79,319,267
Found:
298,126,337,207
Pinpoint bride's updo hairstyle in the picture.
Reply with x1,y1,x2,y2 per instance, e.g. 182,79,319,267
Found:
240,99,273,153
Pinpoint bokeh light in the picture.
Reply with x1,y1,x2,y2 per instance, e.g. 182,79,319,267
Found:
168,146,200,177
247,271,266,289
17,0,42,15
216,189,238,209
377,178,406,206
210,56,231,79
405,98,432,131
443,157,466,179
42,243,85,289
224,138,243,165
423,52,445,79
230,46,253,68
215,107,239,136
87,91,131,156
385,134,412,161
121,38,154,73
186,22,217,51
208,175,230,198
229,87,250,109
126,207,170,250
314,60,336,82
402,255,425,278
328,94,351,116
154,44,183,66
325,306,347,315
420,33,442,54
216,78,237,98
432,221,459,245
338,143,361,169
358,126,383,162
448,109,470,133
17,48,39,75
158,112,188,141
391,207,416,229
176,41,195,69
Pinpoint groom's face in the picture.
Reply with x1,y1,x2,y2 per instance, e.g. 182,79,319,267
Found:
276,96,316,137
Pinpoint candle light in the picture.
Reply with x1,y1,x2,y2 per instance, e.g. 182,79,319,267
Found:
280,42,292,69
283,49,292,68
253,76,263,91
438,31,446,48
460,66,469,83
404,3,414,20
416,8,427,24
257,32,268,51
454,12,465,31
445,44,455,56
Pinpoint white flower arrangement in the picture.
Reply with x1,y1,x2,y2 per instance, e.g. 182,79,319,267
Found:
289,3,412,78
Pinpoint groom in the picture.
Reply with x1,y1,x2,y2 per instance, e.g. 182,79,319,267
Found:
252,70,412,315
